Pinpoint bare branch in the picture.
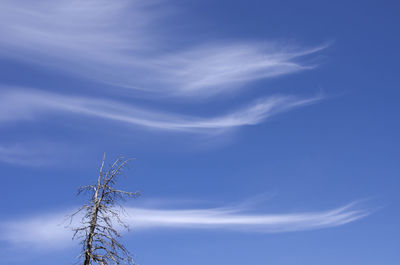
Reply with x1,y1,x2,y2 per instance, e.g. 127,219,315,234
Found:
69,154,139,265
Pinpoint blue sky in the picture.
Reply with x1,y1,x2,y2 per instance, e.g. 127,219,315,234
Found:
0,0,399,264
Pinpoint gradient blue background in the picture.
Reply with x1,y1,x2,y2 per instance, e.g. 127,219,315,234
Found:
1,0,399,264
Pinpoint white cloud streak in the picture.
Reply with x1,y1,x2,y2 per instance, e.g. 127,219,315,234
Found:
0,201,369,250
0,141,81,166
0,143,55,166
0,0,325,98
126,202,369,232
0,89,321,132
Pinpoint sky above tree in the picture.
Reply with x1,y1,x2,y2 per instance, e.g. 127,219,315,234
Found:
0,0,399,264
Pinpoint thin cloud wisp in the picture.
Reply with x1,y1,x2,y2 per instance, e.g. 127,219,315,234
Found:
0,201,369,250
0,89,321,133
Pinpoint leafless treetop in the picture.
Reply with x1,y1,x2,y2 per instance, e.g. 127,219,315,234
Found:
70,154,140,265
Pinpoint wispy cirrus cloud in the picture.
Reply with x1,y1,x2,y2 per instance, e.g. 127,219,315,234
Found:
0,141,83,167
0,201,369,249
155,44,325,97
126,202,369,232
0,89,321,132
0,143,55,166
0,0,325,98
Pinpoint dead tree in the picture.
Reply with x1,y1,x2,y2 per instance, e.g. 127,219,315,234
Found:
71,154,140,265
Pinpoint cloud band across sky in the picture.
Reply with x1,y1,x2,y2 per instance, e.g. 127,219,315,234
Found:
0,201,369,250
0,89,321,133
0,0,326,98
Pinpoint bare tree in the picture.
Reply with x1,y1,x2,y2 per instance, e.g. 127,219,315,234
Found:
71,154,140,265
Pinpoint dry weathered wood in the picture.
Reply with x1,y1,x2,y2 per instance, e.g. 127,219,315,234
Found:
70,154,140,265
